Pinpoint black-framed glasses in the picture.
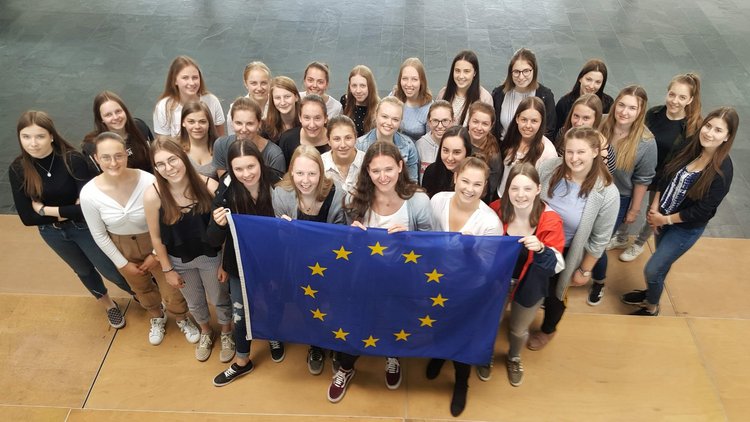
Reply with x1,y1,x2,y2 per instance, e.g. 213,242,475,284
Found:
512,69,533,77
429,118,452,127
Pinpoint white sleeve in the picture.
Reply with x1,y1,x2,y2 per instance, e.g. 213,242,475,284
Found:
226,101,234,135
204,94,226,126
80,185,129,268
152,98,171,136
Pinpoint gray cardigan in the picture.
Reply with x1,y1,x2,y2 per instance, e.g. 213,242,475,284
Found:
272,182,346,225
538,158,620,299
344,191,436,231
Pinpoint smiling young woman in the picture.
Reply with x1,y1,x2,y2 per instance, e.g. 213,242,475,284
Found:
153,56,225,137
179,101,220,179
341,65,379,137
415,100,454,181
438,50,493,126
554,59,614,136
301,61,342,117
421,126,473,198
321,115,366,193
393,57,433,140
265,76,302,143
226,61,272,136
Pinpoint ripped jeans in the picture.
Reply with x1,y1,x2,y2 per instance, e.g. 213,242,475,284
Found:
229,275,251,359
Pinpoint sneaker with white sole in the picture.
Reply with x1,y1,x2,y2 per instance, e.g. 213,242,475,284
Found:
385,357,402,389
177,318,200,344
106,304,125,329
587,281,605,306
506,356,524,387
328,368,355,403
195,332,214,362
148,313,167,345
213,361,254,387
476,355,494,381
619,243,644,262
621,289,648,305
219,332,236,363
269,341,285,362
308,346,324,375
606,235,629,250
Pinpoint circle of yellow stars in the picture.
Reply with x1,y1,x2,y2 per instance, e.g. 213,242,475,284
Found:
298,241,448,349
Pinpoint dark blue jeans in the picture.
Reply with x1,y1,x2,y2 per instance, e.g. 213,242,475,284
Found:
644,224,705,305
38,221,133,299
592,195,631,281
229,275,251,359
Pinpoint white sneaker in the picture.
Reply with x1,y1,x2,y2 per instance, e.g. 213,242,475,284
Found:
195,332,214,362
148,313,167,345
177,318,200,344
619,243,644,262
606,236,629,250
219,332,236,363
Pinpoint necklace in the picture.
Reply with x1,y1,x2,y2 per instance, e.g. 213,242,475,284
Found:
299,197,316,213
35,154,55,178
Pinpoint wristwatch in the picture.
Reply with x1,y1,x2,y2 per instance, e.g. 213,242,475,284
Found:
577,267,592,277
38,206,46,217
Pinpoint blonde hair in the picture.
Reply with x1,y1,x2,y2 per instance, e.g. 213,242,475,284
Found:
276,144,333,202
599,85,652,171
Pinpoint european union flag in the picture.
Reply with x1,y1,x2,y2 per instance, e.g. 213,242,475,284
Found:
229,214,522,365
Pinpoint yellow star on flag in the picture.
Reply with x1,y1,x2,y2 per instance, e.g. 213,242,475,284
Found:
362,335,379,348
332,246,353,260
402,250,422,264
419,315,437,327
393,329,411,341
301,284,318,298
310,308,327,321
425,269,444,283
430,293,448,307
368,241,388,256
332,328,350,341
308,262,327,276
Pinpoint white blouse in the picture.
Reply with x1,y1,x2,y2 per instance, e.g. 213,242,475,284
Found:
430,191,502,236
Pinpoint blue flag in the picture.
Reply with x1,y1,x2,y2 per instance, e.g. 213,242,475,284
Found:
229,214,522,365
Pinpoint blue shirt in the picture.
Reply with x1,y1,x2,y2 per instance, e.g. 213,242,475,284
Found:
356,129,420,182
548,179,587,247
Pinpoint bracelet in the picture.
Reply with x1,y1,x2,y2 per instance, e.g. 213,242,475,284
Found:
666,214,673,225
162,267,175,273
536,245,545,254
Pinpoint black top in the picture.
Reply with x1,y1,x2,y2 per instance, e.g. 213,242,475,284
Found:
158,202,221,263
297,185,336,222
422,161,454,198
81,118,155,174
491,83,556,141
657,154,733,229
278,127,331,168
8,151,93,226
554,91,614,136
340,95,369,137
646,105,687,184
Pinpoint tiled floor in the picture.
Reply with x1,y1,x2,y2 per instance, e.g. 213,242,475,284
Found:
0,0,749,238
2,1,750,420
1,213,749,421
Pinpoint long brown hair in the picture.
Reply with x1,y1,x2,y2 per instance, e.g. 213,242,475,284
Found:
394,58,433,106
156,56,209,130
556,93,603,150
15,111,79,200
501,97,547,165
83,91,151,170
443,50,483,124
343,65,380,133
179,101,218,153
668,73,702,137
566,59,609,101
500,162,545,228
265,76,301,142
467,101,499,161
663,107,738,200
276,144,334,202
150,138,214,225
599,85,652,171
226,140,275,216
548,127,612,199
346,141,421,222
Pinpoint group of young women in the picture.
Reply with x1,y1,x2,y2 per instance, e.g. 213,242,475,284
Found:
9,49,738,417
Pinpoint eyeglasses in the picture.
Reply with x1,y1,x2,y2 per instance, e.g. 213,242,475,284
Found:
512,68,533,77
154,156,181,172
98,154,127,163
429,118,452,127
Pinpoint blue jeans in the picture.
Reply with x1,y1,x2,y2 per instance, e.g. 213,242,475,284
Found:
592,195,631,281
229,275,251,359
644,224,705,305
38,221,133,299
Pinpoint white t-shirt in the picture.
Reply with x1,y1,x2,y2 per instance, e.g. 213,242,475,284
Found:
365,200,409,229
153,93,225,136
430,191,502,235
321,150,365,194
80,170,155,268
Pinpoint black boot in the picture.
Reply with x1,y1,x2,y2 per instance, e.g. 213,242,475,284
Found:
450,382,468,417
426,358,445,379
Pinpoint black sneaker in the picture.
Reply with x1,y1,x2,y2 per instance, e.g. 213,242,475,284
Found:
621,289,648,305
213,361,254,387
587,282,605,306
269,341,285,362
106,304,125,329
308,346,324,375
630,306,659,316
